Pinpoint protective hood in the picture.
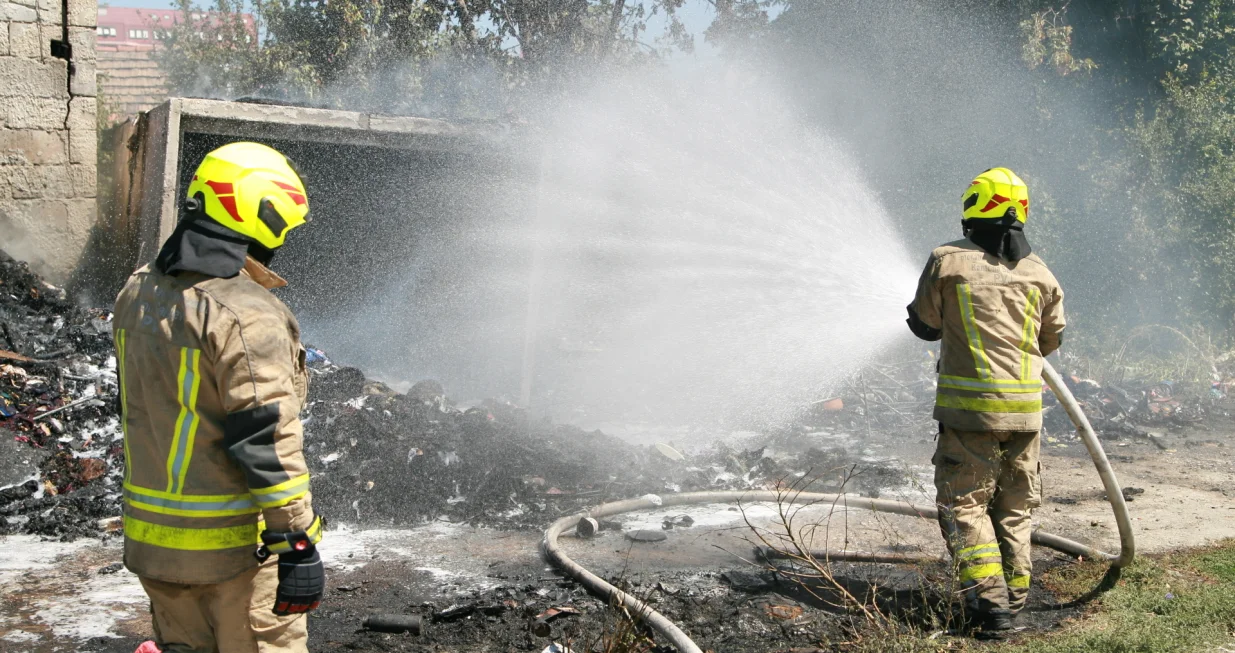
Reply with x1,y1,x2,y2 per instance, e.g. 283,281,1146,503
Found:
155,217,251,279
155,212,279,279
964,220,1032,263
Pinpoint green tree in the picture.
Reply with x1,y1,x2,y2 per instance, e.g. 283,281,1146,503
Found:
156,0,701,113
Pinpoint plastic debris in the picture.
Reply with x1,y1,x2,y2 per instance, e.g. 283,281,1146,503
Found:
654,442,685,461
576,517,599,537
624,529,668,543
661,514,694,530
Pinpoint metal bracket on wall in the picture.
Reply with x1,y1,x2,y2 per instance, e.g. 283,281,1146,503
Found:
50,39,73,61
50,0,75,76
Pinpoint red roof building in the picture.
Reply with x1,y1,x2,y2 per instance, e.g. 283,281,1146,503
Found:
96,6,255,118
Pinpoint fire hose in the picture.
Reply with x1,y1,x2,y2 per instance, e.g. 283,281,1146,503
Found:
541,361,1136,653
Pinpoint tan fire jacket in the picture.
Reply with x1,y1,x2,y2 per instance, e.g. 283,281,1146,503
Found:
910,238,1065,431
113,258,316,584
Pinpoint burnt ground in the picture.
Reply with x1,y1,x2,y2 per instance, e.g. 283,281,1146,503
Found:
30,395,1232,653
66,517,1087,653
3,249,1235,651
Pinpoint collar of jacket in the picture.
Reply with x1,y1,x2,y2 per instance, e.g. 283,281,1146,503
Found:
242,257,287,289
965,224,1032,263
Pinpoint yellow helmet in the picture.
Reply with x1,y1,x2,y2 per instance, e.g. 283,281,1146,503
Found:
961,167,1029,223
185,142,309,250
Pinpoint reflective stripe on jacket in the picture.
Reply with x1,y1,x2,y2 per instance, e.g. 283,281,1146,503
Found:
910,238,1065,431
113,258,313,584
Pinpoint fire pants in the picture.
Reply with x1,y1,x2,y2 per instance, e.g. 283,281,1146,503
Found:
139,558,307,653
933,425,1041,615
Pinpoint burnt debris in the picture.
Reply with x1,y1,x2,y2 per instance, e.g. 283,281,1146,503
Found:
5,248,908,542
0,251,122,540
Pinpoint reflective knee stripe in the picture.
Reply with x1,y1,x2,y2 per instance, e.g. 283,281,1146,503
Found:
250,474,310,509
938,375,1043,394
124,515,261,551
957,543,1002,561
936,394,1043,413
115,329,132,484
166,348,203,494
956,284,992,380
1006,573,1031,589
124,483,259,518
1018,288,1041,380
959,562,1004,582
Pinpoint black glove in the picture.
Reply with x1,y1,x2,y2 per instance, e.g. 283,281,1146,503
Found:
259,516,325,615
906,305,942,342
273,545,324,615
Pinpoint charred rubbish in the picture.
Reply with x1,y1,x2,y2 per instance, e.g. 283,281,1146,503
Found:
301,354,908,530
0,250,122,540
1,248,912,543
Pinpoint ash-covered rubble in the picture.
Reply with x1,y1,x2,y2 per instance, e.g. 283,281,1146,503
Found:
0,247,909,541
303,357,909,531
0,251,123,540
303,365,661,529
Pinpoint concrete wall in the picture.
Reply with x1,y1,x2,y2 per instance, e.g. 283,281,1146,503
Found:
0,0,97,284
114,98,516,267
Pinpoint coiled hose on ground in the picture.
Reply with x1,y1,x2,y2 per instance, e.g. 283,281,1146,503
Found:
540,361,1136,653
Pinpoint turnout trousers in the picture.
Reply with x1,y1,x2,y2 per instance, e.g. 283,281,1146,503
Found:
933,425,1041,615
139,559,307,653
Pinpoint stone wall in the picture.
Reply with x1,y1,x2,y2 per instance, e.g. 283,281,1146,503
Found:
0,0,97,284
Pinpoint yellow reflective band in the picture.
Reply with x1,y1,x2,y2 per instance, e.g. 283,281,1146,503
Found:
264,515,324,554
1019,288,1041,381
957,543,1002,560
956,284,992,380
175,348,202,494
939,375,1043,394
936,394,1043,413
124,515,261,551
1007,574,1031,588
166,348,203,494
116,329,132,484
250,474,311,509
959,563,1004,583
124,483,260,518
124,482,251,503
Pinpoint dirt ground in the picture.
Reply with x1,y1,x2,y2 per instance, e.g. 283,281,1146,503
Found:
5,414,1233,653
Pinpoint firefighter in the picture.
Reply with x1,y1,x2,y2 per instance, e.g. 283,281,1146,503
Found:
906,167,1065,637
114,142,323,653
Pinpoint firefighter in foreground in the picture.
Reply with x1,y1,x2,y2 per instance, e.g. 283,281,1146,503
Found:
906,168,1065,637
114,142,324,653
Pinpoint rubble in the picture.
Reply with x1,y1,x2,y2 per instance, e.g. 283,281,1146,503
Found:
302,356,910,529
0,248,913,545
0,250,122,540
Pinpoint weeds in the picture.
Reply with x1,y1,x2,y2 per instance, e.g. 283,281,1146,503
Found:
736,465,968,644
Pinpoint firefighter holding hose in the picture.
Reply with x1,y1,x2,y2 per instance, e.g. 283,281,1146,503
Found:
113,142,324,653
906,168,1065,638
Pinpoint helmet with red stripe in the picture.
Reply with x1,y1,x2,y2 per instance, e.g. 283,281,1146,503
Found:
186,142,310,250
961,167,1029,224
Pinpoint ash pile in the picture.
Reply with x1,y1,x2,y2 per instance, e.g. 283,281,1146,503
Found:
303,366,660,529
301,362,833,530
304,359,911,530
0,250,122,540
0,247,908,540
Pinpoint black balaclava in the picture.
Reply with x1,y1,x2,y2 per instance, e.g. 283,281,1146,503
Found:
155,196,276,278
963,212,1032,263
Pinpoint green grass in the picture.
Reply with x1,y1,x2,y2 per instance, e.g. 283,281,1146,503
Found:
824,540,1235,653
998,539,1235,653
